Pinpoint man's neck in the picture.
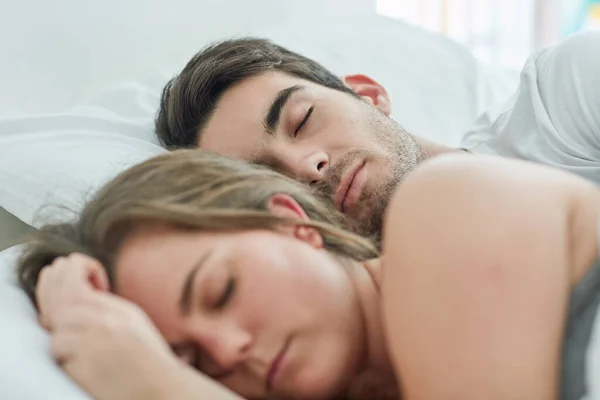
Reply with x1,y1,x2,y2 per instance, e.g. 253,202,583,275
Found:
414,136,461,162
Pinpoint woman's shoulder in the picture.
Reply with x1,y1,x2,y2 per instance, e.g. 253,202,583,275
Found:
378,154,593,400
392,154,588,202
382,153,599,286
384,154,589,232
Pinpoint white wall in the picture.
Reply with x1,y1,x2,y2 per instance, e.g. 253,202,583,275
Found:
0,0,283,114
0,0,374,115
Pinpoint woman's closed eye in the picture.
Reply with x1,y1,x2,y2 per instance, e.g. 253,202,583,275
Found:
214,277,236,309
294,106,314,137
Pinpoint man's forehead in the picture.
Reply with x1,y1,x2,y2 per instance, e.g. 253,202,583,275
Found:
216,70,312,113
198,71,309,157
235,70,310,93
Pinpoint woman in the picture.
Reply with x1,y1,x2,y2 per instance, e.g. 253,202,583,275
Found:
17,150,600,400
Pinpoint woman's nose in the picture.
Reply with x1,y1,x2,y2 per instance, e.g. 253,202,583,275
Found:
193,322,253,375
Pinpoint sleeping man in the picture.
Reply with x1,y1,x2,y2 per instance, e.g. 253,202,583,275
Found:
155,30,600,239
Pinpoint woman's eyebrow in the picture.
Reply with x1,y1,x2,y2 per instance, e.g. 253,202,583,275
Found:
179,250,213,315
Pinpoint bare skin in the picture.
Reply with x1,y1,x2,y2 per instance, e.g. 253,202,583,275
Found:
382,155,600,399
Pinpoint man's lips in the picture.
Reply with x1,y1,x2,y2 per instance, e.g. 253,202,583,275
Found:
334,161,366,213
266,339,290,392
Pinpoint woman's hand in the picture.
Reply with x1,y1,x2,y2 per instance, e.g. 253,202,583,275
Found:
36,253,242,400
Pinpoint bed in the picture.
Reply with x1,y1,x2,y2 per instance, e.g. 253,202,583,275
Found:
0,1,522,398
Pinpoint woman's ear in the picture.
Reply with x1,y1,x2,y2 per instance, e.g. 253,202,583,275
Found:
267,194,323,249
342,74,391,116
267,193,310,221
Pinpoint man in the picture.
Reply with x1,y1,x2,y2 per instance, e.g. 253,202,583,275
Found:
155,31,600,238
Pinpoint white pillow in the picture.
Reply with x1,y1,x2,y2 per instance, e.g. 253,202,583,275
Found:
0,110,165,228
0,245,91,399
0,86,163,396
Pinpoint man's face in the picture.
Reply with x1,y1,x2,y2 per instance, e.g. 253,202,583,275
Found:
199,71,420,237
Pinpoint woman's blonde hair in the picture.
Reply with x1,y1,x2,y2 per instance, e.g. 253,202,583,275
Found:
17,150,378,305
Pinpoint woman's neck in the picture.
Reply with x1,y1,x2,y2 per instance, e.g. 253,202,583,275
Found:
344,257,399,399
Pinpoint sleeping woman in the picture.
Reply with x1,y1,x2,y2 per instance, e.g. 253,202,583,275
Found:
16,149,600,400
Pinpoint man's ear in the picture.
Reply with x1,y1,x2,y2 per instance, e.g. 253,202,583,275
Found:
267,193,323,249
343,74,391,116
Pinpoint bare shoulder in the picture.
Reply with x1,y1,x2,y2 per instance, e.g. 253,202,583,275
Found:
382,155,595,273
378,154,594,399
382,154,598,274
387,153,587,215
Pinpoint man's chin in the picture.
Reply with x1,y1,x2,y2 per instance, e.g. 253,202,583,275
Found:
346,214,379,239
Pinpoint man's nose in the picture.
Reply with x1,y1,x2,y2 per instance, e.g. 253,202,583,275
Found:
281,152,329,186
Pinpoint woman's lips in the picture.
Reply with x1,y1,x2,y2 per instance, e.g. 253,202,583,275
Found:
266,339,290,392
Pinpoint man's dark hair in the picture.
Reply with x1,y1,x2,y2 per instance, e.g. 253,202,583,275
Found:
155,37,359,149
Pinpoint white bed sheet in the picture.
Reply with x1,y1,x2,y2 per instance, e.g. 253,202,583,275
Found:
0,245,91,399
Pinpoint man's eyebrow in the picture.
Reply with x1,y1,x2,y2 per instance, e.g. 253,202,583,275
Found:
179,251,212,316
263,85,305,135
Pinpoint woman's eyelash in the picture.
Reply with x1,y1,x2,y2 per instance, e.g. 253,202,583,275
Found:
215,277,236,309
294,106,314,136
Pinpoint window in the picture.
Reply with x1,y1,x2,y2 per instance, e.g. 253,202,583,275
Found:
376,0,599,69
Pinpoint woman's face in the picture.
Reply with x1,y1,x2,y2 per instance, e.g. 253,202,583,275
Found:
114,225,366,400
